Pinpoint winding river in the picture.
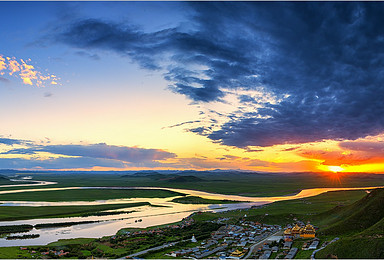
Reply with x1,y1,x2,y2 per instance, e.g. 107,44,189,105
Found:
0,179,382,247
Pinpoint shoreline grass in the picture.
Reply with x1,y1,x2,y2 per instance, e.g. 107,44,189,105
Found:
0,188,183,202
0,202,150,221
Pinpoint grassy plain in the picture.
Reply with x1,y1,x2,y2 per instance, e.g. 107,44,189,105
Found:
0,188,183,202
3,172,383,197
191,190,367,225
0,202,149,221
0,246,32,259
316,237,384,259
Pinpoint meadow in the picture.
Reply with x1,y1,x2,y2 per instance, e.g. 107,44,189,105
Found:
0,188,183,202
191,189,367,225
5,171,384,197
0,203,149,221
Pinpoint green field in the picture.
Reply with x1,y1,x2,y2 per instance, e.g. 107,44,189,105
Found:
0,188,183,202
0,246,34,259
4,172,383,197
316,237,384,259
191,190,367,225
0,202,149,221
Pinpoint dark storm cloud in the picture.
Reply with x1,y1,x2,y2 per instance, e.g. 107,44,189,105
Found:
53,2,384,147
4,143,176,163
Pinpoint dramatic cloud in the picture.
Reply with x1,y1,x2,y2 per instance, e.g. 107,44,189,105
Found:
4,143,176,163
0,55,59,87
53,2,384,148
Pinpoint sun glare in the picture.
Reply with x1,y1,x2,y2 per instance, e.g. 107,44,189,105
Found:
328,165,344,173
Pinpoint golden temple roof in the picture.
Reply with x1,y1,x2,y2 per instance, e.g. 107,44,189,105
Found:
292,224,301,232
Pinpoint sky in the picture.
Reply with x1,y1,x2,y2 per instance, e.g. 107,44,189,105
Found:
1,1,384,173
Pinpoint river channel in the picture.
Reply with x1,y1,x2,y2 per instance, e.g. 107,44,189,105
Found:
0,180,382,247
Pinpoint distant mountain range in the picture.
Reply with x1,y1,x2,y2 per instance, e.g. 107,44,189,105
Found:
0,169,321,175
121,172,204,183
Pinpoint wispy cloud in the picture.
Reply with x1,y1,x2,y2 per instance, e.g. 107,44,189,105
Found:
162,120,201,130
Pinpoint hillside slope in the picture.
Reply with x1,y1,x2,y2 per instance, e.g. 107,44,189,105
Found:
317,237,384,259
319,188,384,235
316,188,384,259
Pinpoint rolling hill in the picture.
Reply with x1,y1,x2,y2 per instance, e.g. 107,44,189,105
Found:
316,188,384,259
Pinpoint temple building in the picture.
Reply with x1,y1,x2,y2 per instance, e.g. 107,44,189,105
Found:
230,249,245,258
284,223,316,239
283,228,293,240
291,224,302,237
300,224,316,238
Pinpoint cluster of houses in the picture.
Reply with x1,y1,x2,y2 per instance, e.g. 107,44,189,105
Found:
165,220,323,259
41,249,70,257
167,221,281,259
19,247,70,258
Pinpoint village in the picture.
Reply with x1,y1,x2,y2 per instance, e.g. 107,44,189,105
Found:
161,217,329,259
15,214,339,259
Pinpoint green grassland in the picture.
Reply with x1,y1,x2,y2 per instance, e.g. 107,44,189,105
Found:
0,188,183,202
318,188,384,235
191,190,367,225
316,237,384,259
0,202,149,221
314,188,384,259
48,238,95,246
5,172,384,197
0,179,17,185
0,246,34,259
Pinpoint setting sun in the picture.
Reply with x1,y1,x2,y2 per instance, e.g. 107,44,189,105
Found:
328,166,344,173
